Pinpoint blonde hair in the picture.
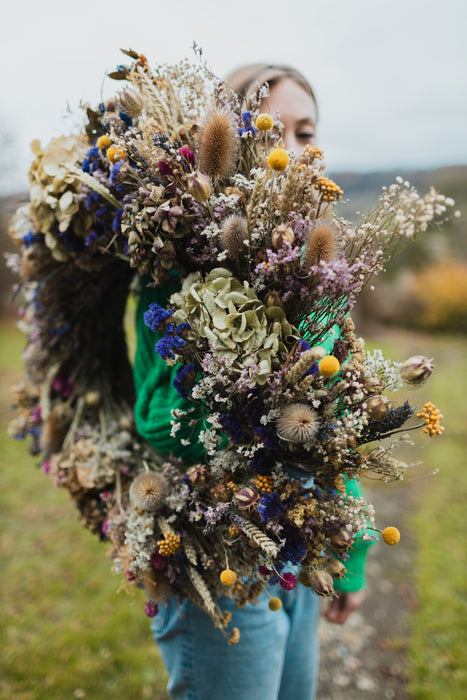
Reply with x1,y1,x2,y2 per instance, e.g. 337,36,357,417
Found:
224,63,318,119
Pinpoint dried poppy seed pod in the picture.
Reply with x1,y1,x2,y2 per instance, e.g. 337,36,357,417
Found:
300,568,334,596
271,224,295,249
330,528,353,552
235,486,259,510
264,290,283,308
186,464,211,486
326,557,347,579
362,375,384,393
367,395,391,420
120,87,144,117
187,171,212,202
400,355,433,384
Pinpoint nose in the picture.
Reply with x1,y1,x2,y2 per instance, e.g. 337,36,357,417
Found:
283,129,299,154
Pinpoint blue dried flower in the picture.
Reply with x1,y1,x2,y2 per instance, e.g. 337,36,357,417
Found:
85,232,98,246
112,207,123,234
154,334,186,360
257,492,285,522
143,303,173,331
21,232,42,249
173,364,197,398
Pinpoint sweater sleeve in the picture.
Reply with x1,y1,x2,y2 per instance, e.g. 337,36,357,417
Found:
133,275,208,465
333,477,375,592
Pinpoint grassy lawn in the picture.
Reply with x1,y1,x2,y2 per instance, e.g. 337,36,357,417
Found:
1,318,466,699
366,330,467,699
0,320,168,700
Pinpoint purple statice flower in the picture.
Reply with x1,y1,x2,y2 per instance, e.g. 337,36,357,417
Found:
238,110,258,137
144,303,173,331
279,529,307,565
144,601,159,617
119,110,133,129
52,374,73,398
112,207,123,234
304,362,319,377
84,190,101,210
219,412,245,443
154,334,186,360
110,160,125,192
21,232,43,248
279,572,297,591
85,232,98,246
258,492,286,522
248,448,270,473
173,364,197,398
101,518,110,536
254,424,279,450
289,212,311,247
32,405,41,423
41,458,51,474
332,338,349,363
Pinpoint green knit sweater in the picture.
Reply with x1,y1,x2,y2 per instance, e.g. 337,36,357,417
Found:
133,275,373,592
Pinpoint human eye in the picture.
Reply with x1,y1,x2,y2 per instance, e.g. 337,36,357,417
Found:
297,129,315,142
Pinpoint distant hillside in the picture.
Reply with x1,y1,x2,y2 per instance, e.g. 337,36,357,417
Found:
333,165,467,223
1,166,466,316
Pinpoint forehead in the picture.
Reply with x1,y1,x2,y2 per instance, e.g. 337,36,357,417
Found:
263,78,317,124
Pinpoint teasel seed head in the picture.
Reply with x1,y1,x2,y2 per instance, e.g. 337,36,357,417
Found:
220,215,249,259
276,403,320,443
303,220,339,269
129,472,168,511
197,108,238,179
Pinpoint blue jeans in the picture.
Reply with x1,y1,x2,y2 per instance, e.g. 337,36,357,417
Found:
151,584,320,700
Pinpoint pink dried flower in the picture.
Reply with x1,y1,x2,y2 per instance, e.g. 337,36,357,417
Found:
280,572,297,591
144,601,159,617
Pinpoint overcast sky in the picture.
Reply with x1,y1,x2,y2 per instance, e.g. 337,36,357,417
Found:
1,0,466,194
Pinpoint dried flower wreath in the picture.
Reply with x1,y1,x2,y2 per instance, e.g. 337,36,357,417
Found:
8,49,453,642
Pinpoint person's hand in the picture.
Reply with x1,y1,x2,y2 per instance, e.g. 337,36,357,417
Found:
322,590,365,625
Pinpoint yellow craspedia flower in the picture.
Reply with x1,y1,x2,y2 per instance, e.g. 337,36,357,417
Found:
318,355,340,378
382,526,400,545
268,597,282,611
267,148,289,172
96,134,112,150
220,568,237,586
256,113,274,131
106,145,126,163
